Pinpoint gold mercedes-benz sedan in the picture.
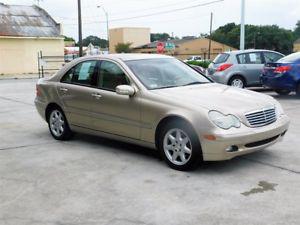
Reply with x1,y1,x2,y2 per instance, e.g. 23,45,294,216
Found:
35,54,290,170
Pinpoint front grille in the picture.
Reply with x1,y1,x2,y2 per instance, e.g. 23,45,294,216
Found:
245,107,277,127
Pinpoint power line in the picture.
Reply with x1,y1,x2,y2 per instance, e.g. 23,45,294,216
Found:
56,0,216,21
64,0,224,25
63,13,211,27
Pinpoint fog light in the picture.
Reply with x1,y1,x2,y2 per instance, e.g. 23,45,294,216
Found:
226,145,239,152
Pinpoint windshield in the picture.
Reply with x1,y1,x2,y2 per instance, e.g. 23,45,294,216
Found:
277,52,300,63
125,58,211,90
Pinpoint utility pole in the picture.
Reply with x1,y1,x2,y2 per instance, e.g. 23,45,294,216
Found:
240,0,245,50
78,0,83,57
97,5,109,53
208,12,213,60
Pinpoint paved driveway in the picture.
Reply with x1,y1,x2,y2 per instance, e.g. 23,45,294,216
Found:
0,79,299,225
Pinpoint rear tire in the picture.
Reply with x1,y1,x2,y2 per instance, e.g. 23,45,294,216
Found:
275,89,291,96
47,107,73,140
228,76,245,88
158,120,203,171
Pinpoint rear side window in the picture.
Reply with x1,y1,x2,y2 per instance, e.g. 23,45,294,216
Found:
264,52,283,63
278,52,300,63
61,60,98,87
237,52,263,64
213,53,229,64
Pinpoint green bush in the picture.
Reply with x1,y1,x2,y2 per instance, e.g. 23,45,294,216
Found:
187,60,211,68
115,42,132,53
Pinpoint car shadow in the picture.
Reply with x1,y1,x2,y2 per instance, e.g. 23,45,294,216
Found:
72,133,274,174
73,133,160,160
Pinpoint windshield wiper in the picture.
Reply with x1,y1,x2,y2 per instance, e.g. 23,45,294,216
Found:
182,81,208,86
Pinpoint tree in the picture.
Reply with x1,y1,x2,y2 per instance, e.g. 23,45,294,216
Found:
210,23,294,54
64,36,75,42
78,35,108,48
294,20,300,40
115,43,132,53
150,33,171,42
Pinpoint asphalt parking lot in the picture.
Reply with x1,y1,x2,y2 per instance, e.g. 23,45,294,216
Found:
0,79,299,225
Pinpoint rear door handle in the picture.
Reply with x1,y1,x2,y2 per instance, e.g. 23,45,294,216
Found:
91,93,102,99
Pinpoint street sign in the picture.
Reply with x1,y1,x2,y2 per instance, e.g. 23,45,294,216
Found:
157,42,165,54
165,42,175,51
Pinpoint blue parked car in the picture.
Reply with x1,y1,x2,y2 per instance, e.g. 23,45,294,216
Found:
261,52,300,96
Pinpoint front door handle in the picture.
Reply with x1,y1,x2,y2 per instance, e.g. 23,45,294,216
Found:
59,87,68,92
91,93,102,99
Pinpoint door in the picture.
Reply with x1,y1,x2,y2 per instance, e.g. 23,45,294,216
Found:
90,60,141,139
57,60,99,128
237,52,264,85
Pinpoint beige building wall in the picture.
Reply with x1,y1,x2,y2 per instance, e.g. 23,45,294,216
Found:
0,37,64,75
133,38,236,60
293,43,300,52
109,27,150,53
174,38,236,60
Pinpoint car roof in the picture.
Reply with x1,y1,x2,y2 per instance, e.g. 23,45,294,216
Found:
80,53,173,62
224,49,283,55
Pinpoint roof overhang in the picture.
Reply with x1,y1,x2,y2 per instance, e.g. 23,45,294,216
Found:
0,36,64,40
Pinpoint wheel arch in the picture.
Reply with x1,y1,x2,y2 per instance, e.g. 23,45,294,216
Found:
154,115,198,149
228,74,247,86
45,102,64,123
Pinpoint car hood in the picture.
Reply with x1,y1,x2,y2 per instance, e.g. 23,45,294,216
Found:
153,83,276,115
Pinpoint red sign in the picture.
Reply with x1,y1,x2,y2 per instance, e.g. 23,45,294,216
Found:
156,42,165,54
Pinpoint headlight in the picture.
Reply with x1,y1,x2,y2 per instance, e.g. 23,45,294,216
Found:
275,103,284,117
208,110,241,129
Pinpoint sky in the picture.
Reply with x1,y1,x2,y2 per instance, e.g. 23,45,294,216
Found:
2,0,300,41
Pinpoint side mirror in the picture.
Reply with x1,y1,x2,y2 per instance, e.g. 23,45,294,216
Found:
116,85,135,96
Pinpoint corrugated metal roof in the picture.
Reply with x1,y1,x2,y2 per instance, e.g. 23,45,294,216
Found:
0,3,61,37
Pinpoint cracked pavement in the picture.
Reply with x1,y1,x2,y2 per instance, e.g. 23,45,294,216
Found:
0,79,299,225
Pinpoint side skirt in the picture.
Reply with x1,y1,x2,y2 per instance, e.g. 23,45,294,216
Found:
70,124,156,150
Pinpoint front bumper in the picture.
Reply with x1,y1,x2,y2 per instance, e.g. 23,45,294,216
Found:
201,115,290,161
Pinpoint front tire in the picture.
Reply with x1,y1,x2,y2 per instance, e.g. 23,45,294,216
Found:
158,120,203,171
48,108,73,140
228,76,245,88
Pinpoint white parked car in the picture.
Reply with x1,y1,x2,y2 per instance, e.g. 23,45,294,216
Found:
184,55,202,62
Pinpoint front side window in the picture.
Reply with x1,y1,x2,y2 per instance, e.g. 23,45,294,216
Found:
61,60,98,86
126,58,211,90
98,61,129,91
264,52,283,63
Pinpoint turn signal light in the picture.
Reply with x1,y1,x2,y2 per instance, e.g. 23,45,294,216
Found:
216,63,233,72
36,85,41,97
203,134,216,141
274,65,291,73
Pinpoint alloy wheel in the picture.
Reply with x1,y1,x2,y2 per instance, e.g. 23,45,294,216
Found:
49,110,65,137
163,128,192,166
231,78,244,88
